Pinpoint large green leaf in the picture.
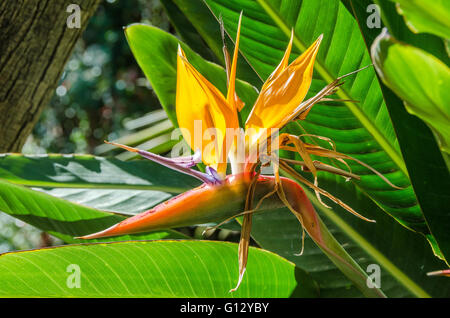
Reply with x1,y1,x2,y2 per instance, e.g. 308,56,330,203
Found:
32,188,171,216
95,116,175,158
371,22,450,261
160,0,220,65
342,0,450,264
0,153,202,218
390,0,450,40
345,0,449,64
0,153,200,192
0,240,319,297
0,166,189,244
372,32,450,162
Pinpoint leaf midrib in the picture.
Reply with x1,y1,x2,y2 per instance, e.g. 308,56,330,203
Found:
5,180,188,194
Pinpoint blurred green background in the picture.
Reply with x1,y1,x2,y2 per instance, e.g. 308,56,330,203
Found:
2,0,173,253
23,0,170,155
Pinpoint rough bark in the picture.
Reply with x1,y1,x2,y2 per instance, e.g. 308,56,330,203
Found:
0,0,101,152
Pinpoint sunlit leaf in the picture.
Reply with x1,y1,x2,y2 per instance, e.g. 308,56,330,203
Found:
390,0,450,40
0,241,319,298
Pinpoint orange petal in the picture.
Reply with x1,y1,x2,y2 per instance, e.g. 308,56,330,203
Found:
261,28,294,92
176,45,239,175
226,12,245,112
246,34,323,135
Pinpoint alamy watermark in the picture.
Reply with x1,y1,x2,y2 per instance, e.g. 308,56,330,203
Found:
366,4,381,29
66,264,81,288
366,264,381,289
66,4,81,29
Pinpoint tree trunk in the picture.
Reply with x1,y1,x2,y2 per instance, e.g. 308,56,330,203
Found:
0,0,101,152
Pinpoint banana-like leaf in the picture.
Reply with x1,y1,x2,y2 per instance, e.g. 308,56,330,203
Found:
344,0,450,263
372,36,450,261
372,31,450,163
389,0,450,40
160,0,220,65
346,0,449,64
33,188,171,216
0,240,319,297
0,176,188,244
0,153,200,192
94,110,178,161
0,153,203,216
95,115,174,157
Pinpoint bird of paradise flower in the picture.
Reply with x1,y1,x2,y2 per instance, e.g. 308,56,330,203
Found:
80,13,399,294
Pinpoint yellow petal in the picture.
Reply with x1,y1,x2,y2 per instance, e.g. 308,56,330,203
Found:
261,28,294,92
176,45,239,175
246,34,323,136
226,12,245,112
